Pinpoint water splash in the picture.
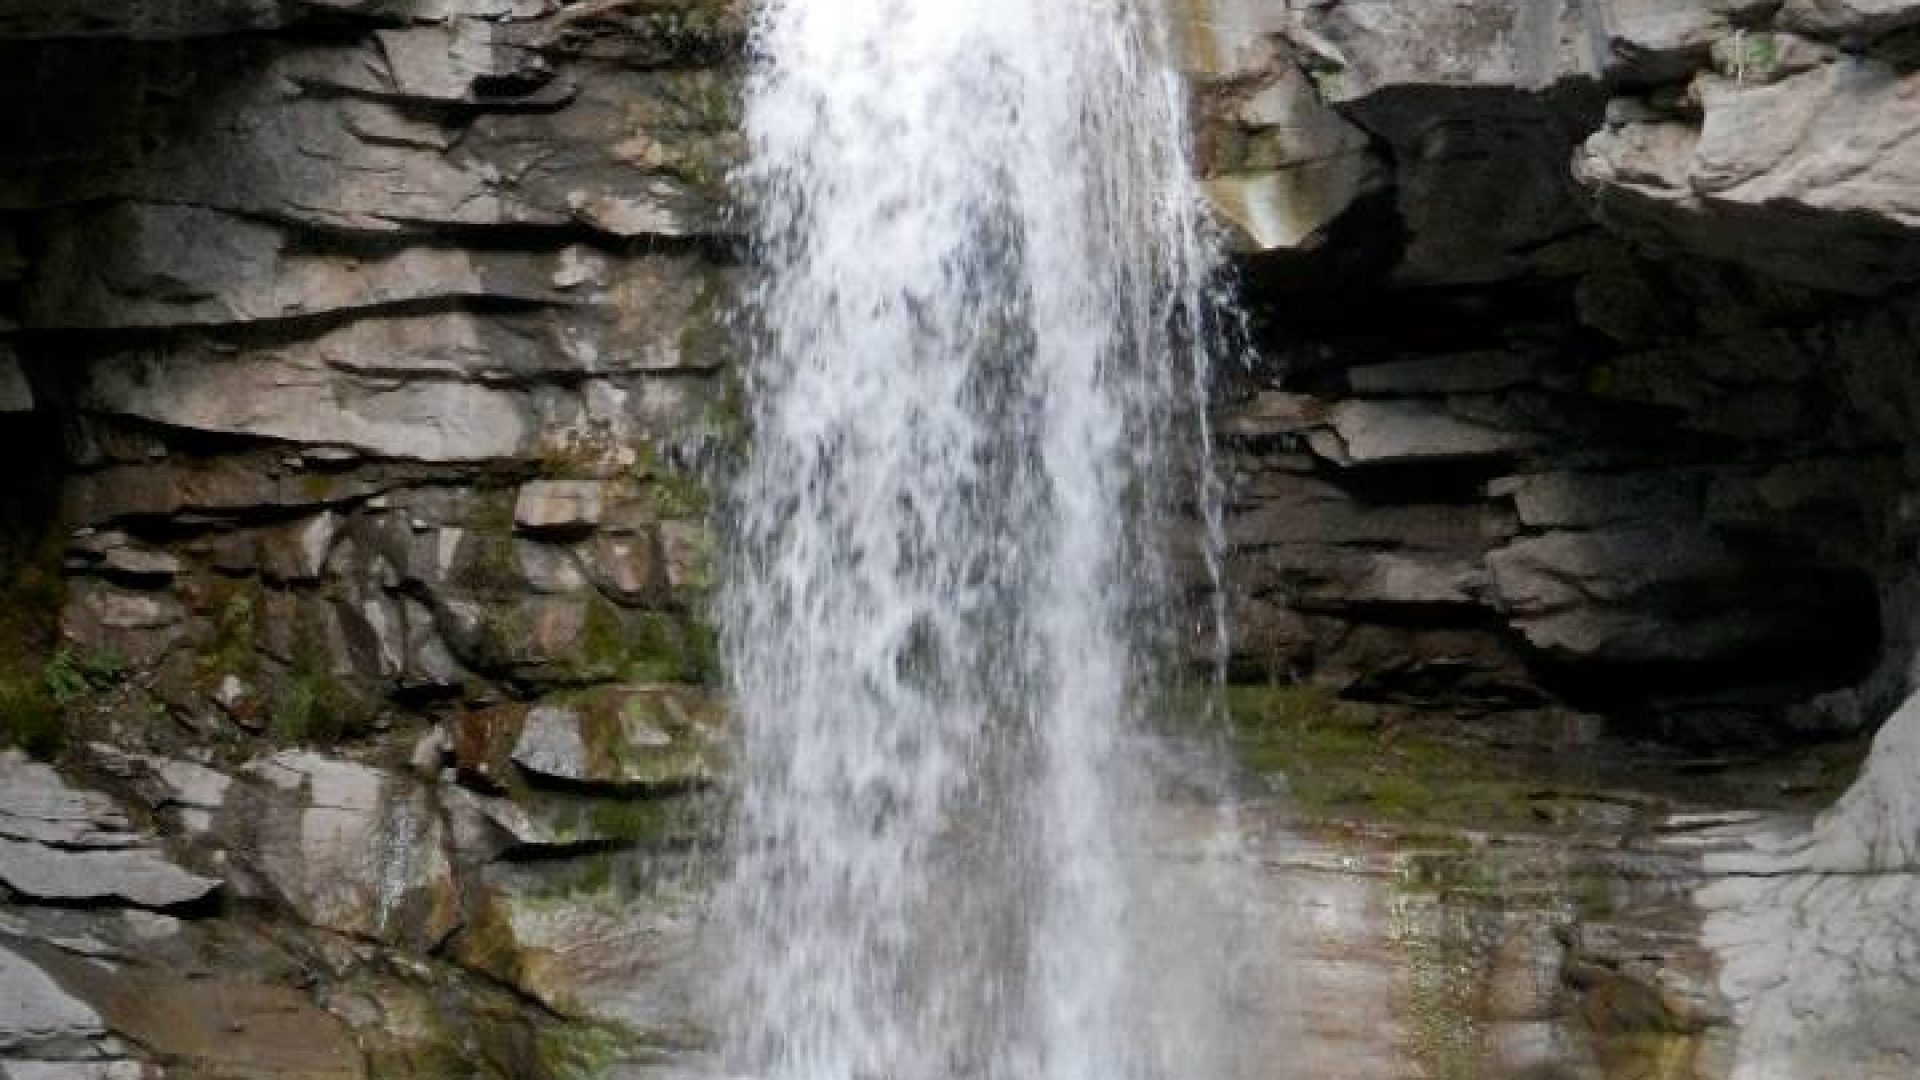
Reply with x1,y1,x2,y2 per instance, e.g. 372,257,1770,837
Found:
715,1,1243,1078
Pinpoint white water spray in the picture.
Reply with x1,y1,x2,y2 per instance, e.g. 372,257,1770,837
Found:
716,2,1242,1079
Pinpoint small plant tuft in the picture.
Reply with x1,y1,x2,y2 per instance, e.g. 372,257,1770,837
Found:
43,647,126,708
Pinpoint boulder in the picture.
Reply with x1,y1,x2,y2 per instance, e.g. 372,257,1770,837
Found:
0,944,103,1057
1695,693,1920,1076
514,482,604,537
507,686,725,793
1168,0,1290,78
258,513,343,586
454,866,706,1039
1322,399,1540,465
239,752,459,948
581,534,662,605
1201,65,1381,255
90,744,238,823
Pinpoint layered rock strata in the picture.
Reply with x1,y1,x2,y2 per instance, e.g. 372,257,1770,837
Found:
1179,0,1920,743
5,0,1920,1078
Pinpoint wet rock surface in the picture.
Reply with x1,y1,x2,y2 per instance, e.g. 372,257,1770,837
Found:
1215,687,1881,1080
0,0,1918,1078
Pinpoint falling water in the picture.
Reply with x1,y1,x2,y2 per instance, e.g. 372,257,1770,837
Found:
716,1,1239,1079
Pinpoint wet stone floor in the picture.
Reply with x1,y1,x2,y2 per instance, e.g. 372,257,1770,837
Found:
1191,686,1879,1080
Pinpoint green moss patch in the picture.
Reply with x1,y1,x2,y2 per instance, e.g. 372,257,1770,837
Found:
0,524,67,758
1226,682,1542,828
269,647,379,746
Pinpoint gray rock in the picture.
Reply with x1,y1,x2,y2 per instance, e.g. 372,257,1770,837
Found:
1263,0,1605,282
510,688,725,792
1589,0,1778,82
0,944,103,1056
582,535,661,604
369,23,560,106
511,707,593,782
1202,65,1381,255
1695,693,1920,1076
1295,0,1597,103
515,482,605,536
1486,524,1872,668
399,596,466,691
258,512,342,585
1,1062,154,1080
1324,399,1539,465
0,754,138,850
1204,164,1373,255
1782,0,1920,41
454,868,708,1036
1578,60,1920,293
0,839,219,910
1167,0,1290,77
240,752,458,947
28,203,714,332
514,542,590,595
26,949,368,1080
79,338,533,462
67,533,181,583
83,747,233,837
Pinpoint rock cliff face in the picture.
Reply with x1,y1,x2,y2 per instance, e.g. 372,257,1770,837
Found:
0,3,743,1076
1181,0,1920,744
3,0,1920,1078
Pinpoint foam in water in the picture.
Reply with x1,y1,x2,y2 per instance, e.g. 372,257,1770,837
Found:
716,1,1240,1079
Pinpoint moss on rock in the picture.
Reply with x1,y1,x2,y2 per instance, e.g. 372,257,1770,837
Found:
1227,681,1542,827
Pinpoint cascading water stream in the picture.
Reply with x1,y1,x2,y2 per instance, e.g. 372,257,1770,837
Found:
716,2,1242,1080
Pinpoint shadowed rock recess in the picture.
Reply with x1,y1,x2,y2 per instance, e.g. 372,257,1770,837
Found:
1,0,1919,1077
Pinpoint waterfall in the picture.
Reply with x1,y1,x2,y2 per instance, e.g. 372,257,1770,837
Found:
715,1,1239,1079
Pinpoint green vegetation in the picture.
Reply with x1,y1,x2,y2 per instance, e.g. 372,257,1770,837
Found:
589,799,679,846
0,678,60,760
537,423,621,480
651,468,711,521
1226,682,1539,827
1720,30,1779,81
0,521,66,758
0,646,125,761
270,646,377,745
451,535,525,596
195,584,262,690
681,618,721,685
1306,66,1344,99
534,1021,637,1080
43,647,126,707
580,605,712,686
